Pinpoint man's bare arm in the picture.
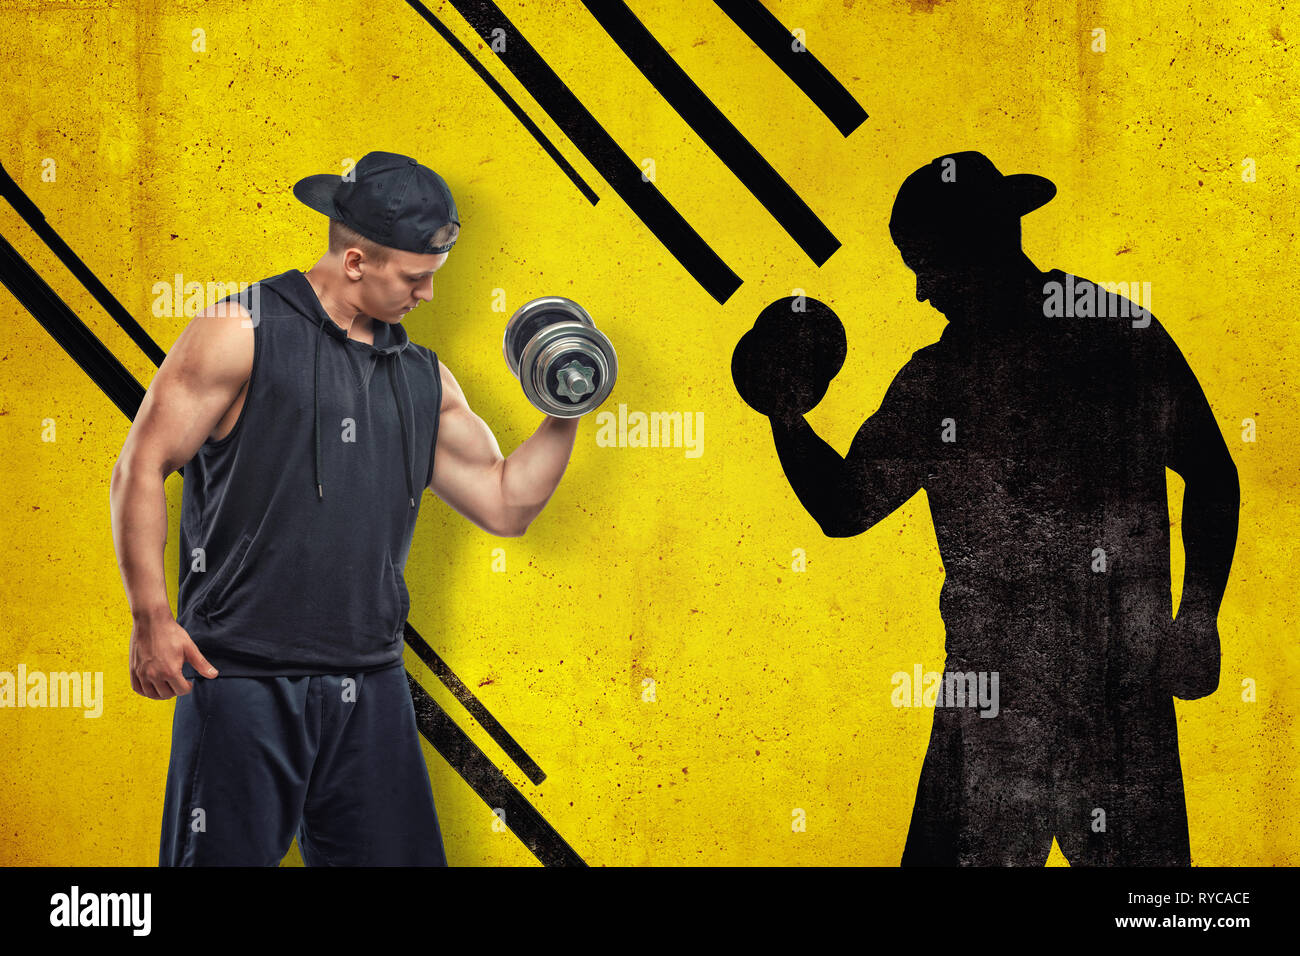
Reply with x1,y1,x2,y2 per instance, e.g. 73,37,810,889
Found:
109,301,254,697
429,361,579,536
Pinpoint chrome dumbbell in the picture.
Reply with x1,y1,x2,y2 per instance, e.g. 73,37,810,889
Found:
502,297,618,417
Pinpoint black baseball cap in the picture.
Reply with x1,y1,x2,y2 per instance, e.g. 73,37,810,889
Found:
293,150,460,255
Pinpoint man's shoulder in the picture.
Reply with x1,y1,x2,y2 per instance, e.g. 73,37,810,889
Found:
402,342,447,394
405,340,436,364
403,346,461,410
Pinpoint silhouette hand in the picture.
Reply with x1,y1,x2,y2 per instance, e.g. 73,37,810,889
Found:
1158,607,1221,700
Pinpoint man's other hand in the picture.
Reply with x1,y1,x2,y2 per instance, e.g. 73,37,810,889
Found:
130,612,218,700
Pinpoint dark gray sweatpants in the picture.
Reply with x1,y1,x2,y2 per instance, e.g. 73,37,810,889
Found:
159,661,447,866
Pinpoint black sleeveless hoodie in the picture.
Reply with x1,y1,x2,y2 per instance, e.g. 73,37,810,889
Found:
176,268,442,677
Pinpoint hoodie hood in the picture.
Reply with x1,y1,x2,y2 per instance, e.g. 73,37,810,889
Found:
262,269,419,509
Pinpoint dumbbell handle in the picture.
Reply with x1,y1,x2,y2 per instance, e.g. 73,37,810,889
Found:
559,362,594,400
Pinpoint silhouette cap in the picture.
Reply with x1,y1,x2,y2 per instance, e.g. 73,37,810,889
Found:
293,150,460,255
890,151,1056,241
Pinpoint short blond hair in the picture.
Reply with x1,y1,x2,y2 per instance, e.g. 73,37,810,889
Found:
329,219,459,264
328,218,394,265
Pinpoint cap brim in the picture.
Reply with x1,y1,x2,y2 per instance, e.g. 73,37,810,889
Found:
1007,173,1057,215
292,173,343,218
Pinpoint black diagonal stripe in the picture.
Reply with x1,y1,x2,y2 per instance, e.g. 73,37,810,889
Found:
0,161,167,367
406,671,587,866
0,230,151,425
579,1,840,267
713,0,867,137
0,228,574,863
405,622,546,785
443,0,742,305
402,0,599,205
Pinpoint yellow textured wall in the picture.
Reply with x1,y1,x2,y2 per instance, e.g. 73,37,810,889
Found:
0,0,1294,865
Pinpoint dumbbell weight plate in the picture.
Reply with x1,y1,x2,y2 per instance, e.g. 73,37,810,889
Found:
503,297,596,377
518,321,618,418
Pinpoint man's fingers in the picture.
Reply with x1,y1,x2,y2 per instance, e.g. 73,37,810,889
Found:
163,672,194,697
183,639,219,679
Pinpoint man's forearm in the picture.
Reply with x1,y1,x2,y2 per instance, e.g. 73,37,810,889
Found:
109,459,173,622
498,415,580,534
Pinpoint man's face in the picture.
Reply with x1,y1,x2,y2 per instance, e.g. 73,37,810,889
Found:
357,248,449,322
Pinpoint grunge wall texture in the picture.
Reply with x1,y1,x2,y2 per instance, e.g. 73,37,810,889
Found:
0,0,1294,865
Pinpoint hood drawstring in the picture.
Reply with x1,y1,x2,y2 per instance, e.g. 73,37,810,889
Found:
311,312,416,509
387,353,417,509
314,317,325,501
262,271,418,507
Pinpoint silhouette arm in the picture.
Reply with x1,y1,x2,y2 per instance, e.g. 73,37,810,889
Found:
770,362,927,537
1160,330,1240,698
1164,346,1240,620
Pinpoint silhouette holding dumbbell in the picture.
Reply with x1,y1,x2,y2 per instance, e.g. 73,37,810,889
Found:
732,150,1239,867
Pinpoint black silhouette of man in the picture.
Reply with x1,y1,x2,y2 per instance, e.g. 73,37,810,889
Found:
757,152,1240,865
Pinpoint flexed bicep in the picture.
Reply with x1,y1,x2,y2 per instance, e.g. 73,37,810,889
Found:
428,362,514,536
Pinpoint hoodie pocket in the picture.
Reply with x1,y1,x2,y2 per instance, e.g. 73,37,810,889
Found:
198,533,254,617
385,554,410,636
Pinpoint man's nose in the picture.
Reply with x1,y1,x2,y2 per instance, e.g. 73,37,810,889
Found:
415,278,434,302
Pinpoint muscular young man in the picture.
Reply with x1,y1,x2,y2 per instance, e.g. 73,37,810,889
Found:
110,151,579,865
